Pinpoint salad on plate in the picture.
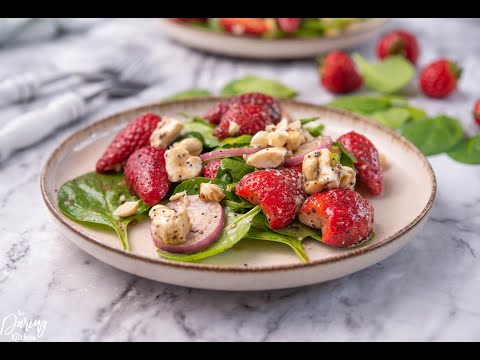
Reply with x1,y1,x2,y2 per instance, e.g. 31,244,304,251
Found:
58,93,384,263
171,18,373,39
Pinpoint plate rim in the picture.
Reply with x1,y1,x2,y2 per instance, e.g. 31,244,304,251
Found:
41,97,437,273
160,18,390,43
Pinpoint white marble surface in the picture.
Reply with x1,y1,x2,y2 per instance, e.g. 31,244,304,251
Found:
0,18,479,342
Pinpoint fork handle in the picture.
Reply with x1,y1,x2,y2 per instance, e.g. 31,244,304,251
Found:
0,92,87,162
0,73,50,107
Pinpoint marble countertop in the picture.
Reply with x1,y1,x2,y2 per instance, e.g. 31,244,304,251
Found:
0,18,479,342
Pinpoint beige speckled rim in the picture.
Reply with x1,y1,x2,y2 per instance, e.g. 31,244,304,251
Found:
41,97,437,273
161,18,390,42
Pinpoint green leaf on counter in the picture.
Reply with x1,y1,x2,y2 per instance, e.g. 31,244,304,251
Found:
158,206,261,262
220,75,297,99
370,107,412,129
353,54,415,94
57,172,150,250
328,95,405,114
183,117,219,148
401,106,427,121
447,135,480,164
165,89,212,101
400,115,464,156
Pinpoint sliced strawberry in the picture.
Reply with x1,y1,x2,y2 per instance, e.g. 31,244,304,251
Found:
96,113,161,173
236,167,306,229
204,92,281,125
299,189,374,248
276,18,301,33
213,103,276,139
219,18,269,36
124,146,170,206
337,131,383,196
203,159,221,179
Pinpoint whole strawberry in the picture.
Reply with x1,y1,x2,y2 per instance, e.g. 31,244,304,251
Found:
96,113,161,173
419,59,462,98
376,30,420,64
276,18,301,33
205,92,281,125
236,167,306,229
219,18,270,36
213,103,275,139
124,146,170,206
474,99,480,126
337,131,383,196
299,189,374,248
203,159,221,179
319,51,363,94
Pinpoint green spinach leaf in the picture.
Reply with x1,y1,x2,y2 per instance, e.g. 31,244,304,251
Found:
332,141,357,169
328,95,403,114
215,157,255,183
353,54,415,94
164,89,212,101
447,135,480,164
306,124,325,137
370,107,412,129
183,118,219,148
221,75,297,99
400,115,464,156
58,172,150,250
218,135,253,148
158,206,261,262
300,117,320,125
246,227,309,263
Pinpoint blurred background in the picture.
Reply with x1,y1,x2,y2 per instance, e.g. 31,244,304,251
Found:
0,18,478,163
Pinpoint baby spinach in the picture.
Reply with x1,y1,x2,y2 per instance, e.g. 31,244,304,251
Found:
273,220,323,242
158,206,261,262
447,135,480,164
165,89,212,101
173,176,252,212
220,75,297,99
306,124,325,137
173,177,236,201
400,115,464,156
218,135,253,148
57,172,150,250
300,117,320,125
246,227,309,263
353,54,415,94
328,95,405,114
215,157,255,183
332,141,357,169
370,107,412,129
183,118,219,148
249,213,322,262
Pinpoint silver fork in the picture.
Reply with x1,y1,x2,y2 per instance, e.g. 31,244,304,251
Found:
0,53,147,107
0,56,151,162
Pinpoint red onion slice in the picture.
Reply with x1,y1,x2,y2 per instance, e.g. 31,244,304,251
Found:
200,147,263,162
151,195,225,254
284,136,333,167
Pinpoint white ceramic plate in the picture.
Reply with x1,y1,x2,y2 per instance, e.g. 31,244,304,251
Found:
159,19,389,59
41,98,436,291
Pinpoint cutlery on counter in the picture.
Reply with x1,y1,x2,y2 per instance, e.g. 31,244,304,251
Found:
0,58,151,162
